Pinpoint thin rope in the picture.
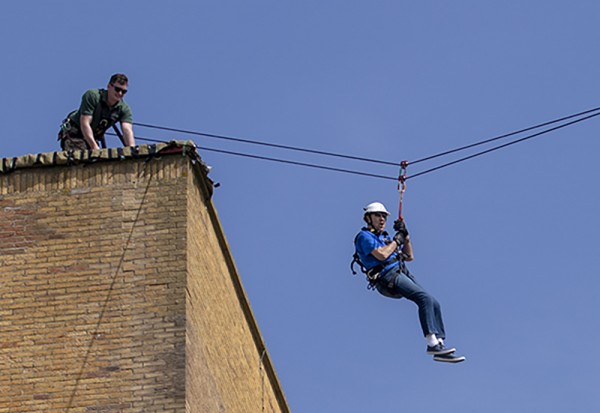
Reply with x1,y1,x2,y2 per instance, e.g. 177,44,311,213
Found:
133,106,600,169
406,110,600,180
107,133,399,181
194,145,399,181
107,107,600,182
409,106,600,165
133,122,400,167
66,164,153,410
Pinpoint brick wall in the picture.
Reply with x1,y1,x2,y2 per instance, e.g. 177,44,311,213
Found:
0,151,289,413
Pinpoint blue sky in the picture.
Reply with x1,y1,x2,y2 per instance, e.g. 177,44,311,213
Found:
2,1,600,411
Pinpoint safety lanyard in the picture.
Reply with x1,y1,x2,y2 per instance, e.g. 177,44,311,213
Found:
397,160,408,221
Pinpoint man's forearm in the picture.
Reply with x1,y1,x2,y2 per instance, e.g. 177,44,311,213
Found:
372,240,399,261
402,237,414,261
80,122,99,150
121,122,135,146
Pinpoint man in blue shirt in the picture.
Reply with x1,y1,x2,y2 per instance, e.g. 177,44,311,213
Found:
354,202,465,363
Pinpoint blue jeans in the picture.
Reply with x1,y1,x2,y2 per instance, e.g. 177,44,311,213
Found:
376,264,446,339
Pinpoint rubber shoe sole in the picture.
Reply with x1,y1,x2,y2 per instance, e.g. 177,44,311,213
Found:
433,353,466,363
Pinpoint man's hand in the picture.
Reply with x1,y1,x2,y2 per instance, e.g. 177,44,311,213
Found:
393,219,409,237
393,231,405,246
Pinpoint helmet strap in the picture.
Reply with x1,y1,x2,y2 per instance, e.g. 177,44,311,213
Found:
364,214,381,234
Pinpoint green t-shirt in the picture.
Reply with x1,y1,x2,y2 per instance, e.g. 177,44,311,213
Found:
68,89,133,137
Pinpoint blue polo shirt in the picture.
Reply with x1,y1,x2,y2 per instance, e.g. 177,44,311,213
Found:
355,229,400,274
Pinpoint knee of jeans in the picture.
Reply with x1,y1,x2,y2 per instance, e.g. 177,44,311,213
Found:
414,292,438,307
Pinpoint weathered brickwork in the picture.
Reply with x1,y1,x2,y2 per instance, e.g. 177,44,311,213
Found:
0,150,289,413
185,166,288,413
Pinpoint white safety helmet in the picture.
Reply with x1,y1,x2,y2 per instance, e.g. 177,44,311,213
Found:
363,202,391,216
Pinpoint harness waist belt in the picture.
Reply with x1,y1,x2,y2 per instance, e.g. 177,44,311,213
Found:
367,254,402,277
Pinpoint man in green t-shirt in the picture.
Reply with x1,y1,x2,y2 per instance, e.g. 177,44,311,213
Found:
58,73,135,151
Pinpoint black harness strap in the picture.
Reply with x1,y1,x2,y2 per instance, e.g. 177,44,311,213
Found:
2,157,17,174
112,124,126,146
350,252,367,276
66,150,75,165
351,228,401,290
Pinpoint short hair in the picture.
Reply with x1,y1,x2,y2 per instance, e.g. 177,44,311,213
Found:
109,73,128,85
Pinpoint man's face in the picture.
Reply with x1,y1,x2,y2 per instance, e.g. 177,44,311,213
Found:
108,82,128,104
368,212,388,232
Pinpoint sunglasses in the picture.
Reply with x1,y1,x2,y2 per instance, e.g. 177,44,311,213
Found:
111,84,128,95
371,212,388,218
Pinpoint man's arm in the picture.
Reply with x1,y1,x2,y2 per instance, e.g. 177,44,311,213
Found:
79,114,100,150
120,122,135,146
393,219,414,261
371,236,414,262
402,236,414,261
370,240,399,261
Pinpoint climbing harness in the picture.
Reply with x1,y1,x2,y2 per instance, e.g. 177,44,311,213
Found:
351,228,405,290
351,241,403,291
350,251,380,290
110,125,126,147
351,229,379,290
